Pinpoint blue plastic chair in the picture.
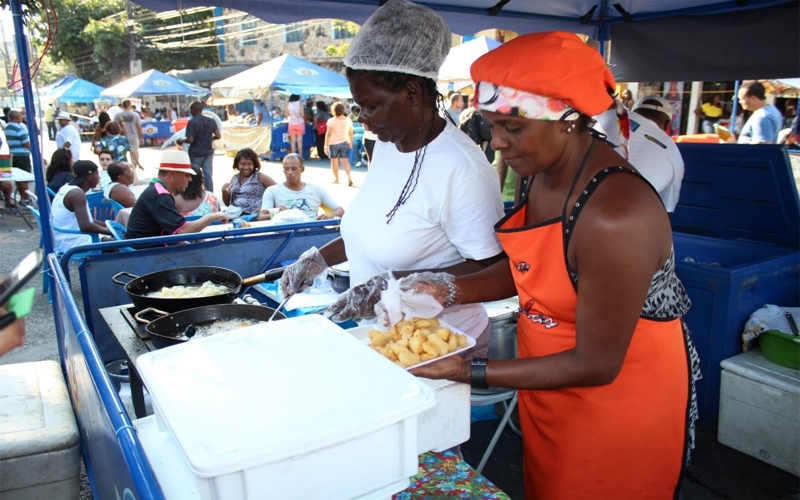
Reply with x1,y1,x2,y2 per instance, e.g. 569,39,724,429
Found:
87,191,118,222
105,220,135,252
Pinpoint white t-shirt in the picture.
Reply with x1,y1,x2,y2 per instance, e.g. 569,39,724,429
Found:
261,183,341,220
340,121,505,339
592,110,685,212
56,123,82,161
52,185,92,254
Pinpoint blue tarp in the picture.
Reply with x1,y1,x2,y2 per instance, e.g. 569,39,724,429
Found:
100,69,208,98
211,54,351,99
41,78,106,104
38,74,78,96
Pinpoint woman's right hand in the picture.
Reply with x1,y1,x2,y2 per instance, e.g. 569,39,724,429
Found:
324,272,390,323
279,247,329,297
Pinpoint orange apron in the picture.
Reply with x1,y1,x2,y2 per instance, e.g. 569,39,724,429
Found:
497,205,689,500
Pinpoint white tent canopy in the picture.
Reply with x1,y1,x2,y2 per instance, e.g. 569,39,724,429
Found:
437,36,502,94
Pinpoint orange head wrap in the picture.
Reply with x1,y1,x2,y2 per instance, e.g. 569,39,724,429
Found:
470,31,615,117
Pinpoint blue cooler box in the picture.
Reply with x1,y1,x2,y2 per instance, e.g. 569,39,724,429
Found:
672,144,800,428
269,122,314,161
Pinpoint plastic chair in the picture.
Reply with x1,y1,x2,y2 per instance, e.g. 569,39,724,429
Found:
470,389,521,474
87,191,117,222
105,220,135,252
46,186,57,200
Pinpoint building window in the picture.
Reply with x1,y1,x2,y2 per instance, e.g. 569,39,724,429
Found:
284,23,304,43
241,21,258,47
332,20,356,40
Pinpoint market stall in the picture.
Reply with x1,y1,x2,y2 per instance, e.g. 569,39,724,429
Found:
49,219,510,499
211,54,350,160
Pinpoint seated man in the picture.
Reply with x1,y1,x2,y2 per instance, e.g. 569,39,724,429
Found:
126,150,229,240
258,153,344,221
104,161,137,208
51,160,112,254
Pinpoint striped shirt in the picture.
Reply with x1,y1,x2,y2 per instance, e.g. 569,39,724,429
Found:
4,122,30,156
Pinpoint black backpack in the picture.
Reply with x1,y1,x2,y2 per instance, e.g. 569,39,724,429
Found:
460,109,492,144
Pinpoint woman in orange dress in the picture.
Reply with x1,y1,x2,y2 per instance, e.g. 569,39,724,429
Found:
400,32,700,499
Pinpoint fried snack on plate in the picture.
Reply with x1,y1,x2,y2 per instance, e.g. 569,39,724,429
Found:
367,317,467,368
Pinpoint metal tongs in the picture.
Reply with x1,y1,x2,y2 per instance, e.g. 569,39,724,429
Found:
269,294,292,322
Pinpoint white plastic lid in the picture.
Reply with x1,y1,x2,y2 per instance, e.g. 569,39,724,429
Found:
482,296,520,321
136,315,435,477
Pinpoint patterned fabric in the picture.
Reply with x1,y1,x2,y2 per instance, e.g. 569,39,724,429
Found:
98,135,132,162
4,122,30,155
475,82,577,121
393,451,510,500
228,173,266,215
181,191,220,217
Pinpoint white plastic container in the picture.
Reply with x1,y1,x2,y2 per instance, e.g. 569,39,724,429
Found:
718,349,800,476
347,325,471,453
135,315,435,500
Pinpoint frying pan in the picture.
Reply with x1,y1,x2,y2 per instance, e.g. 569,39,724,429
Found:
112,266,242,313
134,303,288,349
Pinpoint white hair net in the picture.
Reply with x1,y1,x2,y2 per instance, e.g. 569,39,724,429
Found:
344,0,451,81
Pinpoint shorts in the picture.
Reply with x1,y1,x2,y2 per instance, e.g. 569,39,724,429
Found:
288,123,305,135
12,155,31,172
329,142,350,159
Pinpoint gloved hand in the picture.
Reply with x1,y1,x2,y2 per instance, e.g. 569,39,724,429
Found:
376,272,462,327
396,272,463,307
324,272,390,323
279,247,328,297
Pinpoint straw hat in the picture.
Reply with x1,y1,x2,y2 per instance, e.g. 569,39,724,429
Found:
158,150,195,175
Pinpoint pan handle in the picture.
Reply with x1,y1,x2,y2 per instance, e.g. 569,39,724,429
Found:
112,271,140,286
243,267,285,287
133,307,169,325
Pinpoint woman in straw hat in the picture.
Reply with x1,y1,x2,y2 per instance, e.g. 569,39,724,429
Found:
394,32,699,499
280,0,505,358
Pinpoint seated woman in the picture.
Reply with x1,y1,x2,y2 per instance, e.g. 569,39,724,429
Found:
103,161,137,208
45,148,74,193
174,165,222,217
220,148,276,216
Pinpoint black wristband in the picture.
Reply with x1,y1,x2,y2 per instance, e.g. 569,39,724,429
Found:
470,358,489,389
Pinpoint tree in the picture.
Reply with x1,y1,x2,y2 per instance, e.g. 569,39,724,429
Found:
40,0,217,86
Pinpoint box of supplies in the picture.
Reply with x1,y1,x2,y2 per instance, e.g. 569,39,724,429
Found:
718,350,800,476
135,315,435,500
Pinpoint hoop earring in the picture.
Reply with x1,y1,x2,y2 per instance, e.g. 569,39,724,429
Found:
565,122,577,134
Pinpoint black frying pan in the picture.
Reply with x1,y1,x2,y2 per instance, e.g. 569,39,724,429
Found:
134,303,287,349
112,266,242,313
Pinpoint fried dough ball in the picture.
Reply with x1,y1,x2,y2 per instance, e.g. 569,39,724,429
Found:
368,317,469,368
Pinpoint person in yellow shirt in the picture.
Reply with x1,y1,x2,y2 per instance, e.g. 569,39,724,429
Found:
44,103,56,140
696,94,723,133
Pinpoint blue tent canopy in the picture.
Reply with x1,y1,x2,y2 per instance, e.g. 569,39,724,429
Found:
211,54,351,99
41,78,105,104
38,74,78,96
100,69,208,98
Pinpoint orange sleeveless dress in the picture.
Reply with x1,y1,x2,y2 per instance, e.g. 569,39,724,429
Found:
496,168,693,499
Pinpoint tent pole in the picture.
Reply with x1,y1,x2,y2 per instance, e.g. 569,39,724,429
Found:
10,0,54,258
730,80,740,135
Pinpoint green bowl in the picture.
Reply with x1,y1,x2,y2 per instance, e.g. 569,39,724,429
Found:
760,329,800,370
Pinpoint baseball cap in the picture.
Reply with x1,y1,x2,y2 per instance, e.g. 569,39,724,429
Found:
633,95,674,120
158,150,195,175
70,160,98,185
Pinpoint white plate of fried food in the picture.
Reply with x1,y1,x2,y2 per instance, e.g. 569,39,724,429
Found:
348,317,475,370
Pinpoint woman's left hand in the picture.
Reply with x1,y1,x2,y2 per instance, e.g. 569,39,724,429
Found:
409,355,469,382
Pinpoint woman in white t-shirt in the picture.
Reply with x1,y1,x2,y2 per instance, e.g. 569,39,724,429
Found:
280,0,505,357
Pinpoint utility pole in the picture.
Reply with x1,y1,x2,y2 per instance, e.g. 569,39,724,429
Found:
126,0,141,75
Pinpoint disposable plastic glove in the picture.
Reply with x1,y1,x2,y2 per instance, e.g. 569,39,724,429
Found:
324,272,390,323
376,272,463,327
279,247,328,297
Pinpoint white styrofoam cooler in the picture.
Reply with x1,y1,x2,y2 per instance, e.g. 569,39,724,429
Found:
135,315,436,500
347,325,471,453
718,349,800,476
